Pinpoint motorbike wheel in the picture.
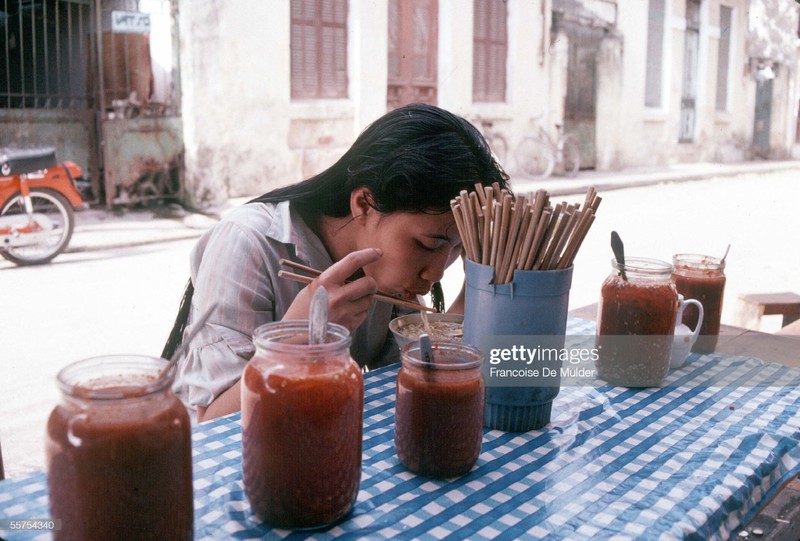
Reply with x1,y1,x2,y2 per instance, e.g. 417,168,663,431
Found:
1,188,75,266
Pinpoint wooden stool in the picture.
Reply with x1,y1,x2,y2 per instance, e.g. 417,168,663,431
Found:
736,292,800,331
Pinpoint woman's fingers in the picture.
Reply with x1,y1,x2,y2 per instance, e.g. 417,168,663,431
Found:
318,249,382,330
282,248,383,331
319,248,383,284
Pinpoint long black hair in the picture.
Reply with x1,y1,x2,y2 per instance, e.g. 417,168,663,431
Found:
163,104,507,359
250,103,509,215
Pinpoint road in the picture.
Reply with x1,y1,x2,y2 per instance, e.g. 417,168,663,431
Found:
1,169,798,479
1,238,195,478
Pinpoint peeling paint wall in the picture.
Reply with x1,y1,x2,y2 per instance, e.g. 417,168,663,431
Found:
178,0,389,207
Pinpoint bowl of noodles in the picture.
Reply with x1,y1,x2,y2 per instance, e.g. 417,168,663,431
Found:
389,313,464,349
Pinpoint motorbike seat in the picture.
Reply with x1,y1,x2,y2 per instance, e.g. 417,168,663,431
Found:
0,147,58,177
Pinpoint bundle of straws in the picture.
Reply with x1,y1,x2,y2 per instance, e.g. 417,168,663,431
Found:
450,184,601,284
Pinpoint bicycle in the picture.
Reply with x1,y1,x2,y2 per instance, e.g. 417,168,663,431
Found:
475,116,509,165
514,117,581,180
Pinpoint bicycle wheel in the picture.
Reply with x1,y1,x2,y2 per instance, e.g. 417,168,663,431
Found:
487,133,509,165
559,134,581,177
515,137,555,179
1,188,75,265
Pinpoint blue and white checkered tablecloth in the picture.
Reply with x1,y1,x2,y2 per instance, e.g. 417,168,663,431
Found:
4,317,800,540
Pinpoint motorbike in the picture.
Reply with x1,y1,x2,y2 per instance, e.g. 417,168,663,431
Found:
0,147,89,266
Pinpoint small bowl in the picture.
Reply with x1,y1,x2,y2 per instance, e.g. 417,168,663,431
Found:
389,313,464,349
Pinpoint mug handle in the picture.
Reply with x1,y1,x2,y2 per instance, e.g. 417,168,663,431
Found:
681,298,705,346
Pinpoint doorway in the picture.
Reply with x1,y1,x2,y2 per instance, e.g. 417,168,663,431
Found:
387,0,438,110
753,75,773,158
562,24,604,170
679,0,701,143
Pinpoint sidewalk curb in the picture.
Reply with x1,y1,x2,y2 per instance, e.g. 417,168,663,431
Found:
65,231,204,254
514,160,800,197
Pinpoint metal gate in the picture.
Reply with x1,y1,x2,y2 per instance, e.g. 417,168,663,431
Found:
0,0,183,208
94,0,183,207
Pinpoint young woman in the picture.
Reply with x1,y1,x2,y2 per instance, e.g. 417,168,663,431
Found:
172,103,509,421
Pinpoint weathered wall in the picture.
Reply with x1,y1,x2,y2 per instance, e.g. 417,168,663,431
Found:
177,0,793,205
179,0,392,207
0,111,93,182
598,0,757,168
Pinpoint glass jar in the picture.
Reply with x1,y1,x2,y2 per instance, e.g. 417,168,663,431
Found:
241,321,363,529
395,340,484,478
596,258,678,387
46,356,193,541
672,254,726,353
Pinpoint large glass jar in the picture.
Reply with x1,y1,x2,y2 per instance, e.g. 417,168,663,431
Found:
672,253,726,353
241,321,363,529
596,258,678,387
395,341,484,478
46,356,193,541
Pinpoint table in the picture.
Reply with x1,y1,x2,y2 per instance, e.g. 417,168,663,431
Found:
4,317,800,540
569,303,800,367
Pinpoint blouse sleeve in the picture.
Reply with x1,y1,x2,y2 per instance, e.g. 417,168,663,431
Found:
173,215,280,409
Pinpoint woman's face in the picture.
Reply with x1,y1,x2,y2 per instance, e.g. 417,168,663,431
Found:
358,210,462,300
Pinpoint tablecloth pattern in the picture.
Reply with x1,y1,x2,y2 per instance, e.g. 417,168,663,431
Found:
3,318,800,540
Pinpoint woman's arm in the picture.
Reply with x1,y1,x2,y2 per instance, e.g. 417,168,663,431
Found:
196,380,241,422
195,248,385,423
447,282,465,314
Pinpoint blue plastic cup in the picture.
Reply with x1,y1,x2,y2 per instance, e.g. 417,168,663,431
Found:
463,259,573,431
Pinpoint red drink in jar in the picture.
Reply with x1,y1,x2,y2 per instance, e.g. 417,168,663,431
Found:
46,356,193,541
672,254,726,353
395,341,484,478
596,258,678,387
241,321,363,529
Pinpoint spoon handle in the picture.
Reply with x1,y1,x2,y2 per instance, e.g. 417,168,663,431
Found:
309,286,329,345
419,333,433,365
610,231,627,280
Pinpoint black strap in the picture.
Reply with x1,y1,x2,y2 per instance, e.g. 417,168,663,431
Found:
161,278,195,360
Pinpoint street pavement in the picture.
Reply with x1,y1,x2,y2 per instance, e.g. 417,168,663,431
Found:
66,159,800,254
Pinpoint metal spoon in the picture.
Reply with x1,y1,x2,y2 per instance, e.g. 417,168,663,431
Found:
611,230,627,281
309,286,329,345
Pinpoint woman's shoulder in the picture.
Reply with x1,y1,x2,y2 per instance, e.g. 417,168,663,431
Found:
220,201,279,228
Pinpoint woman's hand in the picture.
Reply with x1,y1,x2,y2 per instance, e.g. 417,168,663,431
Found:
283,248,382,331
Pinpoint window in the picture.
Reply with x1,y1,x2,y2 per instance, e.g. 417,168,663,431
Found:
715,6,732,112
644,0,666,107
290,0,348,99
473,0,507,102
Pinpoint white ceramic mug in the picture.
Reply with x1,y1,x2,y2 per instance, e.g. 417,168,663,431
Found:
670,294,705,369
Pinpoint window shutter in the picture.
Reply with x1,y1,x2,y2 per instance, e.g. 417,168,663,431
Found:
291,0,348,99
473,0,506,102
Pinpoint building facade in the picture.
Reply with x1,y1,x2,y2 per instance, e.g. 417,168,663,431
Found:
178,0,800,207
3,0,798,208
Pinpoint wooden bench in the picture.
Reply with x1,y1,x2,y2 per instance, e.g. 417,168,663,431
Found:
777,318,800,336
736,292,800,331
